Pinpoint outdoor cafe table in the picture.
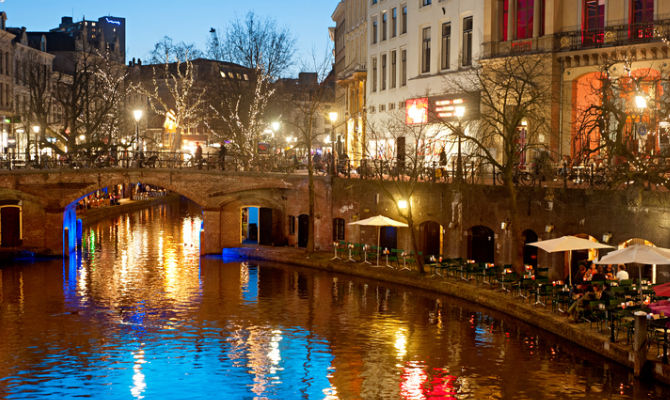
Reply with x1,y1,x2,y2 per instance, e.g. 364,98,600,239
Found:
649,316,670,364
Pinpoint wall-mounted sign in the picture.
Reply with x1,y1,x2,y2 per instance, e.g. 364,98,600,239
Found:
406,92,479,125
405,98,429,125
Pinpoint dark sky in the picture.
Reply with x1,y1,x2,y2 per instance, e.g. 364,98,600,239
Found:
1,0,338,75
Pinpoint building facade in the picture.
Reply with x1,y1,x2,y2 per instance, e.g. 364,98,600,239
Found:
365,0,485,164
51,16,125,63
332,0,368,164
482,0,670,165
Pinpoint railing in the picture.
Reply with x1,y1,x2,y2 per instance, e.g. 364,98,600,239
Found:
0,151,662,190
484,19,670,58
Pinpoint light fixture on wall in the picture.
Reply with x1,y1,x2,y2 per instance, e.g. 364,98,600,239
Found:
602,232,612,244
500,219,510,230
397,199,409,210
545,224,554,233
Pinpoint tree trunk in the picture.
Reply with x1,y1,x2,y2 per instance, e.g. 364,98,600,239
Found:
406,207,425,274
505,176,524,271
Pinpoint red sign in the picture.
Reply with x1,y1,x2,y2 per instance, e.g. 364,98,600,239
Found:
405,98,429,125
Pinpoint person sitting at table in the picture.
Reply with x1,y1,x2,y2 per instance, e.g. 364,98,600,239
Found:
584,263,597,281
568,284,607,322
616,264,629,281
574,264,587,285
591,265,606,282
604,264,616,281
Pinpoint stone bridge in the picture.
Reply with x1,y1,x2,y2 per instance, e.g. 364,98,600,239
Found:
0,169,332,256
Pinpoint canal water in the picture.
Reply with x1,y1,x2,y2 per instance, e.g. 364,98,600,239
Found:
1,201,669,399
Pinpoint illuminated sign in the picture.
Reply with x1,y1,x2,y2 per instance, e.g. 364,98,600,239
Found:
405,92,479,124
105,18,122,26
405,98,429,125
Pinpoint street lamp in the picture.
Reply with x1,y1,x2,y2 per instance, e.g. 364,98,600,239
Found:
133,109,143,153
32,125,40,162
271,121,281,132
454,106,466,183
328,112,338,175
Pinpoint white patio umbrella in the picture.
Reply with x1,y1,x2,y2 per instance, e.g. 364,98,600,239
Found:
349,215,408,266
594,244,670,284
526,235,613,285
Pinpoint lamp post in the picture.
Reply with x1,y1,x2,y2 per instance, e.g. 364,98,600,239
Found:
31,125,40,163
328,111,338,175
454,106,466,183
133,109,143,154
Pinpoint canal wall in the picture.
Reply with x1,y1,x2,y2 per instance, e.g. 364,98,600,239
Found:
228,246,670,386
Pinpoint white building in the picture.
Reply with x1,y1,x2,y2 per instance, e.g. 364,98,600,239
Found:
366,0,484,164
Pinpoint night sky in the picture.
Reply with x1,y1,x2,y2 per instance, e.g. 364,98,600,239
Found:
0,0,338,75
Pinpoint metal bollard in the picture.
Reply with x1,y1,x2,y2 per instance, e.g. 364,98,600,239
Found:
633,311,648,378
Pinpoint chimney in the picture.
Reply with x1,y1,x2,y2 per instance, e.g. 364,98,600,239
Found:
0,12,7,31
137,59,142,66
61,16,73,27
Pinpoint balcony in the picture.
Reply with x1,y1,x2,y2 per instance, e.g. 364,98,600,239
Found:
483,19,670,59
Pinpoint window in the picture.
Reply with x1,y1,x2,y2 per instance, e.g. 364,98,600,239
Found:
372,57,378,92
392,8,398,37
382,13,387,41
582,0,605,45
502,0,509,41
401,49,407,86
391,50,397,88
631,0,654,39
333,218,345,241
462,17,473,67
372,0,377,4
289,216,296,235
516,0,534,40
422,0,432,5
402,5,408,34
381,54,387,90
441,22,451,70
372,18,378,44
421,27,431,74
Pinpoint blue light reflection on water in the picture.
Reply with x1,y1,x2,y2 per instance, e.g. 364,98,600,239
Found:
3,205,335,400
4,202,670,399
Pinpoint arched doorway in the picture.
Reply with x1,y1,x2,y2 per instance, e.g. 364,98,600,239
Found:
468,225,494,263
420,221,442,260
380,226,397,250
297,214,309,248
0,204,22,247
522,229,538,268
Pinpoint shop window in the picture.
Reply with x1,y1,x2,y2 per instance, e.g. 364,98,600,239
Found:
501,0,509,41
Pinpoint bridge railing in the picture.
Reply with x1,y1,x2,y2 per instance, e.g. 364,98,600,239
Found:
0,151,655,190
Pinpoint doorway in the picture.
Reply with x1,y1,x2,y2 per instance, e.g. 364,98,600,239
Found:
420,221,442,260
522,229,538,268
380,226,397,250
468,225,494,263
0,205,21,247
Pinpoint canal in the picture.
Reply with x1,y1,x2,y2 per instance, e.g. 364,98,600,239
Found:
1,200,669,399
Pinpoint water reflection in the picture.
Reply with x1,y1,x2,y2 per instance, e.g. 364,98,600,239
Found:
0,201,669,399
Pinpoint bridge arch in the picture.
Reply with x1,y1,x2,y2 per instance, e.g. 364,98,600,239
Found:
0,169,311,256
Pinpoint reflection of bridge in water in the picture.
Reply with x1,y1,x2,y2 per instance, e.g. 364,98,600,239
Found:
0,168,325,256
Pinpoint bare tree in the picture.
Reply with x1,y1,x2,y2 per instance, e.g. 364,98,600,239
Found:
440,55,553,269
138,37,207,151
572,58,670,190
32,49,130,158
207,12,295,79
365,112,433,272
